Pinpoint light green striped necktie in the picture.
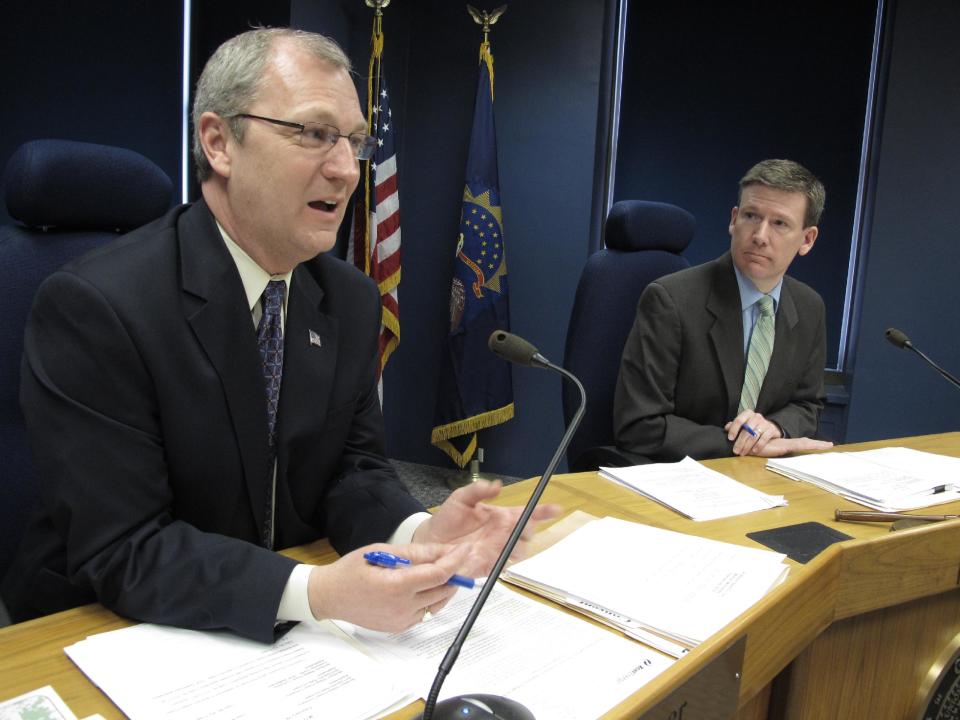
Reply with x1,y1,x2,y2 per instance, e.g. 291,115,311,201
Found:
739,294,775,413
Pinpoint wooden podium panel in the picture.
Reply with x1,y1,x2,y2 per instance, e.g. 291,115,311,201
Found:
772,587,960,719
0,432,957,719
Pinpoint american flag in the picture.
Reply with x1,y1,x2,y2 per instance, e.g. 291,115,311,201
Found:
352,51,401,385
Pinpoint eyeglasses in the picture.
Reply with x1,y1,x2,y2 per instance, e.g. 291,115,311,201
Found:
231,113,377,160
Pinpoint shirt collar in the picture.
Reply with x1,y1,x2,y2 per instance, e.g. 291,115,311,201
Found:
216,221,293,313
733,263,782,313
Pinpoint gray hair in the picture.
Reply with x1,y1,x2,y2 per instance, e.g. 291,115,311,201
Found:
738,159,826,228
192,28,352,183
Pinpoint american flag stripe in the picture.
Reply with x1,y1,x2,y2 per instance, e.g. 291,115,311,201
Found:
376,207,400,242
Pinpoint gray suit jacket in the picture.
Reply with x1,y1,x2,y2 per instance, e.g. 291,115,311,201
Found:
2,201,423,641
613,252,826,462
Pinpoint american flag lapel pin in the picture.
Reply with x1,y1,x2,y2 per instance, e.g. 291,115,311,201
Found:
308,330,322,348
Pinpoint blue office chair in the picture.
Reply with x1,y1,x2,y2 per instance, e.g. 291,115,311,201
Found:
0,139,173,584
562,200,695,472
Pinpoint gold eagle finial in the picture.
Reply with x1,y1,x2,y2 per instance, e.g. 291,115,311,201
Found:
364,0,391,14
467,4,507,34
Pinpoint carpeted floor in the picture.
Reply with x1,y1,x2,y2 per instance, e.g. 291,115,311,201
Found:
391,459,524,509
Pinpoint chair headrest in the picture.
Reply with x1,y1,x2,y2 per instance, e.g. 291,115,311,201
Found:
4,139,173,231
605,200,695,254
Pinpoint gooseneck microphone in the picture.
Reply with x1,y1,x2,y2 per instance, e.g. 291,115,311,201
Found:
884,327,960,390
417,330,587,720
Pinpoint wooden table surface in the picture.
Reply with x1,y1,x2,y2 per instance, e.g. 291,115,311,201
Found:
2,432,958,719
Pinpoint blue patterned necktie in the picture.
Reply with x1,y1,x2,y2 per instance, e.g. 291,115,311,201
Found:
257,280,286,445
257,280,285,550
738,294,775,413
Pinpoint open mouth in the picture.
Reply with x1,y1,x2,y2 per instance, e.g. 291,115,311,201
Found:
308,200,338,212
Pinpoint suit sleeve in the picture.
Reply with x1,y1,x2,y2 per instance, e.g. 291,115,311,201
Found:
20,271,296,643
766,293,827,439
614,283,733,461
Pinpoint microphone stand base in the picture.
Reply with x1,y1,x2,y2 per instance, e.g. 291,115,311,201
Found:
415,693,535,720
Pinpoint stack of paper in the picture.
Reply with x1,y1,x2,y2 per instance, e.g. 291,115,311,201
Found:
63,584,674,720
65,622,413,720
600,456,786,520
502,516,789,656
766,447,960,511
339,584,674,720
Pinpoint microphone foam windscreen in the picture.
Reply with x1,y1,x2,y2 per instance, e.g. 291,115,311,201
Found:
488,331,539,366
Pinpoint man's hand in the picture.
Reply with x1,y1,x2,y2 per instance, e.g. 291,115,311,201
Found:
725,410,833,457
413,479,562,577
306,542,469,633
747,436,834,457
725,410,783,456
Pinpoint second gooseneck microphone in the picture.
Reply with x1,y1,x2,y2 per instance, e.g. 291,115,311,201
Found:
885,327,960,390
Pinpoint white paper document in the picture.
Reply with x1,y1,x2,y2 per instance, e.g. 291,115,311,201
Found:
65,622,412,720
601,456,786,520
336,583,674,720
63,584,673,720
503,516,789,651
766,447,960,511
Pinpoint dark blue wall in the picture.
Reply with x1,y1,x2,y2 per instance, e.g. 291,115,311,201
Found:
845,0,960,441
0,3,182,224
613,1,877,371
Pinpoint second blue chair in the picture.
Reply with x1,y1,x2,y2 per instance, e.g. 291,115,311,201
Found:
562,200,695,472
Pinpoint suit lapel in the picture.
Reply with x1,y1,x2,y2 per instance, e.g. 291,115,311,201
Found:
706,254,745,416
277,263,339,449
178,202,271,536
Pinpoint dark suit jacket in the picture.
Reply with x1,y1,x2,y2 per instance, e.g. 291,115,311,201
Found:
613,252,826,462
2,201,423,641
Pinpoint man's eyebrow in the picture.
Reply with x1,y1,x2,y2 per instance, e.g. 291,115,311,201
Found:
302,113,368,134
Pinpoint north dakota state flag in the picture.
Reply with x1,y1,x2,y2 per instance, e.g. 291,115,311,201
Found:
431,39,513,467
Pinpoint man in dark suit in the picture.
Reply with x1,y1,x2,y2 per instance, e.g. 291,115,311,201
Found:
2,28,557,642
613,159,834,463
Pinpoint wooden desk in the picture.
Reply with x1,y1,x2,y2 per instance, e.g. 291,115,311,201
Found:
1,432,958,719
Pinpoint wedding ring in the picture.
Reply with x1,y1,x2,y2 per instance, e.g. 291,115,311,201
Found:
422,609,433,623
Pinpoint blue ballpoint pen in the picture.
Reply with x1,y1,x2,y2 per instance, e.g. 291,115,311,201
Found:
363,550,481,589
742,423,758,437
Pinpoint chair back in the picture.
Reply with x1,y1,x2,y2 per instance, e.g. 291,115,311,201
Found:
0,139,172,580
562,200,695,471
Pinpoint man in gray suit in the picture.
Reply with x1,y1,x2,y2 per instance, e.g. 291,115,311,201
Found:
614,159,834,462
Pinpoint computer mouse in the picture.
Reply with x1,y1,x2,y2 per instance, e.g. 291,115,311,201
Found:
427,693,536,719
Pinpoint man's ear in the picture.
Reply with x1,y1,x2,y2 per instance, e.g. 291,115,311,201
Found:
728,206,739,237
797,225,819,256
198,112,233,179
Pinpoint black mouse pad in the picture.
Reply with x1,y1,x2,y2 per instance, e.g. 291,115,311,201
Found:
746,522,853,564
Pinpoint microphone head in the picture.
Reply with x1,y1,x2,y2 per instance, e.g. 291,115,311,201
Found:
488,330,540,366
885,327,912,349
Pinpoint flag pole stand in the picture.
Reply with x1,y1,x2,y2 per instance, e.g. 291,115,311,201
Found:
446,447,499,489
